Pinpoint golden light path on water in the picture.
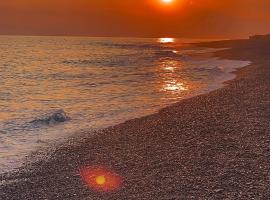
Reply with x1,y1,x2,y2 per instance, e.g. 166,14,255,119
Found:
164,80,187,92
159,37,175,43
158,38,188,94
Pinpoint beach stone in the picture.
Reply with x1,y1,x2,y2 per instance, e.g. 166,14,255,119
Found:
50,110,70,123
214,189,224,193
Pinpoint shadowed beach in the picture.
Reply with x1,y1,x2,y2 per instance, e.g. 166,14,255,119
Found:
1,36,270,199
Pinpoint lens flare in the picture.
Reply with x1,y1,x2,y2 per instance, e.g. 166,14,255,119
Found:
96,175,106,185
80,166,123,192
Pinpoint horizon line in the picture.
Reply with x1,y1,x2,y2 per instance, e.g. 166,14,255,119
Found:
0,33,245,40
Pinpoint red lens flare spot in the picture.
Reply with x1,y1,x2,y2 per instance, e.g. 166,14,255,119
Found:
80,166,123,192
96,175,106,185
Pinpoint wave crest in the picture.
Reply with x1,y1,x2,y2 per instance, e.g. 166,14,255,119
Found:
30,110,70,126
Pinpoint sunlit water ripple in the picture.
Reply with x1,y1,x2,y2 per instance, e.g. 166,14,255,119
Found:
0,36,250,173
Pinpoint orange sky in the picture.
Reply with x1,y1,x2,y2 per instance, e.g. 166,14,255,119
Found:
0,0,270,38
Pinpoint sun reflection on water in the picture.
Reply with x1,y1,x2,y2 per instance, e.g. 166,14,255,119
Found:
162,60,178,72
158,54,188,94
163,80,187,92
159,38,175,43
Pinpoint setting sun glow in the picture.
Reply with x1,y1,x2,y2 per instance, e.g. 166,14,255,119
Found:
162,0,174,4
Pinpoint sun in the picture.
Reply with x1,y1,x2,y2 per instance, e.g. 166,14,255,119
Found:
162,0,173,4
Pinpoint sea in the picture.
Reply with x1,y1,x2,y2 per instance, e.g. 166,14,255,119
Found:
0,36,250,174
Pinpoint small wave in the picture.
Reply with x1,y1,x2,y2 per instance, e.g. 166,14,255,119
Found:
30,109,70,127
63,56,134,67
96,42,166,50
62,54,144,68
62,50,184,68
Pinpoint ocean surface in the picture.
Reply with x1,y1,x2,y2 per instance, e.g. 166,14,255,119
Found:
0,36,250,173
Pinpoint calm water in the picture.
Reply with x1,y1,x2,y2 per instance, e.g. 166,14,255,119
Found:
0,36,249,173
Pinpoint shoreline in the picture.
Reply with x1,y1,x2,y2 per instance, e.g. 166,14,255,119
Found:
1,37,270,199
